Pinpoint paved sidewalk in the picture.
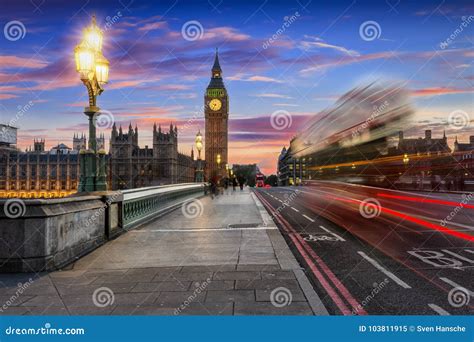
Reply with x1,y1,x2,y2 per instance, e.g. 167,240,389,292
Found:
0,188,327,315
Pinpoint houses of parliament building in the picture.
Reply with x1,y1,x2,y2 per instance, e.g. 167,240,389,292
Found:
0,123,196,197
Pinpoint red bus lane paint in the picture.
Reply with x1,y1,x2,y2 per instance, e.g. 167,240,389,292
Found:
377,192,474,209
255,191,367,315
255,192,352,315
327,194,474,242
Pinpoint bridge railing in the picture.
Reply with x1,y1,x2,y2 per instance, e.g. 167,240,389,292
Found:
121,183,207,229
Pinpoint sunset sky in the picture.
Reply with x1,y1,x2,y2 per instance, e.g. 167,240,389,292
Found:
1,0,473,174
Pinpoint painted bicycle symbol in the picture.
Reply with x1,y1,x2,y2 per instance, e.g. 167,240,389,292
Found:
303,234,339,242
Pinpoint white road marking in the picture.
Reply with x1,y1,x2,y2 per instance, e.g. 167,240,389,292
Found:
133,227,278,232
428,304,451,316
357,251,412,289
291,207,300,212
442,249,474,264
319,225,346,242
303,215,315,222
465,249,474,255
439,277,474,296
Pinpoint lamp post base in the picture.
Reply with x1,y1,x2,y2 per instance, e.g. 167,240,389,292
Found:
78,150,97,192
95,151,108,191
77,108,108,193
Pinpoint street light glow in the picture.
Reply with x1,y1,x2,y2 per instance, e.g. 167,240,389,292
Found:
83,16,103,52
195,130,203,152
74,43,95,78
95,55,110,85
74,15,109,87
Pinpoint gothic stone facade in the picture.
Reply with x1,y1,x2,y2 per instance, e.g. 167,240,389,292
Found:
109,123,195,190
0,139,80,197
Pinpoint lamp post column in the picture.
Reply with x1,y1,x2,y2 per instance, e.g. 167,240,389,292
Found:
74,15,109,193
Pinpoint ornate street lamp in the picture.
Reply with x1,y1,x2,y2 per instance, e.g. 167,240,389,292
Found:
74,15,109,192
195,130,204,182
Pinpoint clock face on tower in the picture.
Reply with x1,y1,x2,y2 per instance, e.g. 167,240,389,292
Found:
209,98,222,111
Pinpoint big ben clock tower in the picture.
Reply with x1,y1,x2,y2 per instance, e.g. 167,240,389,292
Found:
205,49,229,181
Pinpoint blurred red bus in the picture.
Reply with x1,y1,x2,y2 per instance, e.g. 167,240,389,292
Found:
256,173,265,187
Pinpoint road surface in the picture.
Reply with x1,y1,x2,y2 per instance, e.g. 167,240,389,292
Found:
254,181,473,315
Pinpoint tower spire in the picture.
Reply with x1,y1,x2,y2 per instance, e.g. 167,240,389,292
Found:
212,48,222,75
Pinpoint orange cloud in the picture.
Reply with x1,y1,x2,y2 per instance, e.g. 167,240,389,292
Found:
411,87,474,97
0,55,47,69
0,94,18,99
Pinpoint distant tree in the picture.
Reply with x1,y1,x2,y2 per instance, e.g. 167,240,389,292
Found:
265,174,278,186
233,164,258,187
